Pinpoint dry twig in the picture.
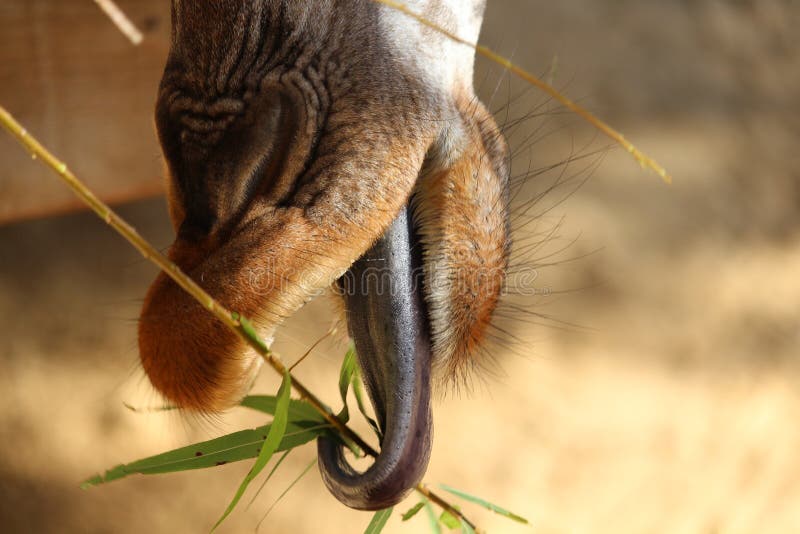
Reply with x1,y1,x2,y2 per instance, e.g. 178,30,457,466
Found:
0,105,479,533
373,0,671,184
93,0,143,45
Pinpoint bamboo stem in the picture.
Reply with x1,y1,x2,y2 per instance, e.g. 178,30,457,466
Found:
0,105,378,456
0,105,477,529
92,0,143,45
372,0,672,184
417,484,481,532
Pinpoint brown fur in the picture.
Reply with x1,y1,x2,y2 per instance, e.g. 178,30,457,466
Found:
413,91,510,384
139,0,509,412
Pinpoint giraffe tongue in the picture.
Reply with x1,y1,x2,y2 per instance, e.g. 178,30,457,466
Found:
317,206,433,510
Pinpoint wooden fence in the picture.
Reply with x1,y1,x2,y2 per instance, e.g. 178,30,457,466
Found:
0,0,169,224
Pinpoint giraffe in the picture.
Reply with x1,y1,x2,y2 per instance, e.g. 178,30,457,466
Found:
138,0,509,510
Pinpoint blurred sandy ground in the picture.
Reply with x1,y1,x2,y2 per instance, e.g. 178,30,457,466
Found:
1,1,799,533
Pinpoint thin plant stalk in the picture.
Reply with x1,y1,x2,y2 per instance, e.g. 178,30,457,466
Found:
372,0,671,184
92,0,143,45
0,106,362,450
0,105,478,533
4,8,668,531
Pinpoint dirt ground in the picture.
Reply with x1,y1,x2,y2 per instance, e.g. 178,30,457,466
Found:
1,1,799,533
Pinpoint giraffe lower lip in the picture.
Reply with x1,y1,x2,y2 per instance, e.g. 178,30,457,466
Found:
318,205,433,510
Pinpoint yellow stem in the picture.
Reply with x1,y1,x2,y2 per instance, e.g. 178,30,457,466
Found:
417,484,481,532
372,0,671,184
92,0,143,46
0,104,477,529
0,104,371,456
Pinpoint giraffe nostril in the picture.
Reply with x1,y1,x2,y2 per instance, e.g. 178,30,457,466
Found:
155,87,300,239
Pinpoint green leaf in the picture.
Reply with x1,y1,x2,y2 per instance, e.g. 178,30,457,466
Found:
80,419,328,488
461,520,476,534
332,345,382,448
402,501,425,521
339,345,357,401
424,499,442,534
122,401,178,413
235,313,268,353
213,370,293,530
440,483,529,525
247,449,292,508
337,345,357,421
439,510,460,529
240,395,325,423
256,459,317,530
364,507,393,534
352,364,382,439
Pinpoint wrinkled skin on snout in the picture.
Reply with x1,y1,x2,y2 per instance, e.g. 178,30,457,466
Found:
139,0,510,510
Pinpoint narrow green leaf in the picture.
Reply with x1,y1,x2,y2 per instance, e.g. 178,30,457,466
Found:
352,364,382,439
339,346,357,401
80,420,329,488
461,520,476,534
402,501,425,521
213,371,293,530
364,507,394,534
337,345,357,421
236,313,268,353
339,432,363,459
440,484,529,525
122,401,178,413
256,459,317,531
240,395,325,423
424,499,442,534
439,510,460,529
247,449,292,508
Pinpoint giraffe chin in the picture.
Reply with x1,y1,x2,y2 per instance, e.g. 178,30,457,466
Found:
137,255,266,415
318,206,434,510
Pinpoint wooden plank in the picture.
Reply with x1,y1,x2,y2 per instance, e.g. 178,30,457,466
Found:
0,0,170,225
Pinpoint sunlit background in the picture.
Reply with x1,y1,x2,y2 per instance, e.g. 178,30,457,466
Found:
1,1,798,532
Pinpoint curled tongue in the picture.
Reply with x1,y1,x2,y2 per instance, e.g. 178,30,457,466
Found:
317,206,433,510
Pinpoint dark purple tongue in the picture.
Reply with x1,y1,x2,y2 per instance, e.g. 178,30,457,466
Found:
317,206,433,510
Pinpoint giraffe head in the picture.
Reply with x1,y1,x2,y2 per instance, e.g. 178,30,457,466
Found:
139,0,509,510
